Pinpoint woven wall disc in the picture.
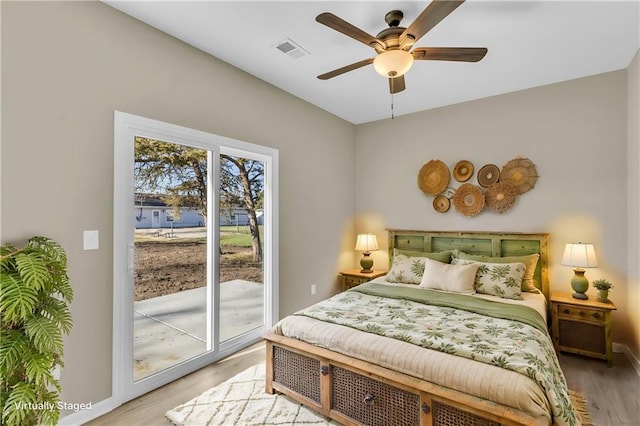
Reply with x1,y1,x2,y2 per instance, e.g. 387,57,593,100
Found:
453,160,474,182
477,164,500,188
485,181,516,213
433,195,450,213
418,160,450,195
500,157,538,194
452,183,485,217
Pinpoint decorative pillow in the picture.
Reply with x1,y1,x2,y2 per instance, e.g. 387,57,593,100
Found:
386,250,453,284
395,249,453,264
452,258,526,300
418,257,479,294
453,251,540,292
386,253,428,284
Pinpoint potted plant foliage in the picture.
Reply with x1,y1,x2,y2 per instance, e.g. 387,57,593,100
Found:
592,278,613,303
1,237,73,425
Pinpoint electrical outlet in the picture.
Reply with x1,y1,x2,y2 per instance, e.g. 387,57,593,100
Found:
311,284,317,295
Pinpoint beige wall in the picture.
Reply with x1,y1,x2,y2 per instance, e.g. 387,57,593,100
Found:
1,1,355,408
354,70,636,354
627,49,640,360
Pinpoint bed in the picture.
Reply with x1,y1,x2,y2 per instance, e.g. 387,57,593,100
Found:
264,230,578,426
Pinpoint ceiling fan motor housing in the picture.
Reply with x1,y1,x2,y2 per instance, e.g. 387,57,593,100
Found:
385,10,404,27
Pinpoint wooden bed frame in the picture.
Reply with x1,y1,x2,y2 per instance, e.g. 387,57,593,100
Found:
264,230,551,426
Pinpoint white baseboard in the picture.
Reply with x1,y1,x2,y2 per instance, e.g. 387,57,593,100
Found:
58,397,115,426
613,342,640,376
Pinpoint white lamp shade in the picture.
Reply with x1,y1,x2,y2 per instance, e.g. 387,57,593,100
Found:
355,234,379,252
561,243,598,268
373,50,414,78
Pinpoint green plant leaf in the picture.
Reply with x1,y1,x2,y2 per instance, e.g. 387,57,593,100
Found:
2,382,38,426
0,330,29,381
0,273,38,324
39,298,73,335
15,252,49,291
24,316,63,355
51,273,73,304
29,236,68,269
25,354,55,388
37,395,60,425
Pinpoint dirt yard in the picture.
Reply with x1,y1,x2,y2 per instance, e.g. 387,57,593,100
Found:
134,241,262,301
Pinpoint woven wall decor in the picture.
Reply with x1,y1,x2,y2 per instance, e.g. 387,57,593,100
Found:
500,157,538,194
485,181,516,213
477,164,500,188
433,195,450,213
453,160,474,182
418,160,450,195
452,183,485,217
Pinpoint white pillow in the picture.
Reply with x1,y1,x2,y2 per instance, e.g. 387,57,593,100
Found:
418,257,479,294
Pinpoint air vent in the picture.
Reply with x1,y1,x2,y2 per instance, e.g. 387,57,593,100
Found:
274,38,309,59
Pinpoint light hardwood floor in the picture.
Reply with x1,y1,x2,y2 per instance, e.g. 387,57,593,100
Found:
558,351,640,426
88,342,639,426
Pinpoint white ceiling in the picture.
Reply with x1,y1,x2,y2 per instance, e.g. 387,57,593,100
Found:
105,1,640,124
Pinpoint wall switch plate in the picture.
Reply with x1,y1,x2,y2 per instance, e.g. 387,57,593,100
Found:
83,230,99,250
311,284,316,295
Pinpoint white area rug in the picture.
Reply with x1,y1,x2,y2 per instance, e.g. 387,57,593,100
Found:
165,362,340,425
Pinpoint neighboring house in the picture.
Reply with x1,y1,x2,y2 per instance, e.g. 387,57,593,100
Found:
134,195,262,228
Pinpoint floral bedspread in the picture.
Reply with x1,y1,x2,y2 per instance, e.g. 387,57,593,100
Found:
294,282,578,426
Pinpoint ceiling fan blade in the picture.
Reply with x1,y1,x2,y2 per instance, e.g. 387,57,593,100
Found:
316,12,381,48
317,58,375,80
412,47,488,62
401,0,465,46
389,75,406,94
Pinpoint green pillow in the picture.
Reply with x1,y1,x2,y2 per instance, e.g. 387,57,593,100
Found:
395,249,453,264
454,251,540,292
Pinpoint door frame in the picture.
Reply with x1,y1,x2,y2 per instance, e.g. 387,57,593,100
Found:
113,111,279,405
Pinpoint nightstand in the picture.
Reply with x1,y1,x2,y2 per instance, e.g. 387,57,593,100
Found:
550,291,617,367
339,270,386,291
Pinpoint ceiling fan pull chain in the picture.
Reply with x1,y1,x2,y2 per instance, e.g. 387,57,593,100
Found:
391,93,395,119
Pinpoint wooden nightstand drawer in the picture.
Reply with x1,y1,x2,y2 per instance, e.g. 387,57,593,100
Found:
343,275,365,287
556,304,605,324
339,270,387,291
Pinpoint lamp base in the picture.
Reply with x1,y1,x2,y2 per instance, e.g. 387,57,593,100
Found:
360,252,374,274
570,268,589,300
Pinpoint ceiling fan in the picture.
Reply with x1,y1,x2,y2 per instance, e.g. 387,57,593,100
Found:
316,0,487,94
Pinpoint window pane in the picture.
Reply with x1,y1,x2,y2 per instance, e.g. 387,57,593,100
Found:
133,137,208,380
219,154,265,342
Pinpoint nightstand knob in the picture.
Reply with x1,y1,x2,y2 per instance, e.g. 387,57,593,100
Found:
363,394,375,406
592,313,601,319
579,311,585,316
563,309,570,314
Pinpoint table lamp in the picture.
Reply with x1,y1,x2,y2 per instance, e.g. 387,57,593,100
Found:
355,234,379,273
561,243,598,300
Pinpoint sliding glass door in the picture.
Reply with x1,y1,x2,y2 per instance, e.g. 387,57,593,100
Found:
113,112,278,403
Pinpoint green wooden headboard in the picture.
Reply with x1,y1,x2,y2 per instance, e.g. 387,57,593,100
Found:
387,229,550,299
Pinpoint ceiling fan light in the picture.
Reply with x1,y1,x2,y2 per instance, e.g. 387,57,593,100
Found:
373,50,414,78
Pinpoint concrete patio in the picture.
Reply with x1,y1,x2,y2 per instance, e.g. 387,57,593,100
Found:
133,279,263,380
